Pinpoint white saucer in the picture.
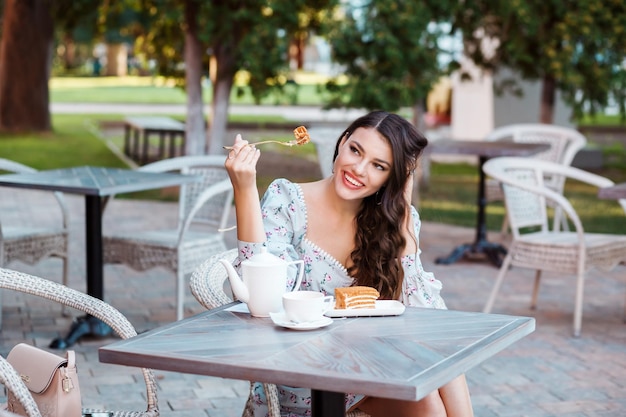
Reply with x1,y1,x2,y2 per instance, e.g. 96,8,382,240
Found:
269,312,333,330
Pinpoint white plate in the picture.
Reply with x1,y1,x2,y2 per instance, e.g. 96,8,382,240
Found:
269,312,334,331
325,300,406,317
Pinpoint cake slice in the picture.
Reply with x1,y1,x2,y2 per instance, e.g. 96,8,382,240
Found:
293,126,311,145
334,286,380,309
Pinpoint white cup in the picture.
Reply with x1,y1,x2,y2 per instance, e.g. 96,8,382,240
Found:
282,291,334,323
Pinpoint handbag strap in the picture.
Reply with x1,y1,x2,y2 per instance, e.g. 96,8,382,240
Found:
66,351,76,369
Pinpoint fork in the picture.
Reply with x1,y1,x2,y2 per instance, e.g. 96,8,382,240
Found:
223,139,302,150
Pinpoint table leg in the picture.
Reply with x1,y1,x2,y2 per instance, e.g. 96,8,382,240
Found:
179,132,185,157
133,128,140,160
142,131,150,165
435,156,507,267
311,390,345,417
49,195,112,349
123,124,131,157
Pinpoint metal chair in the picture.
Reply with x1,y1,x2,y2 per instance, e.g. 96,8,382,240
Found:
0,267,159,417
482,157,626,337
190,249,370,417
484,124,587,235
103,155,233,321
0,158,70,327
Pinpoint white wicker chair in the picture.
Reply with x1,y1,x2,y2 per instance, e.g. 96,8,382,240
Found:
482,157,626,337
484,124,587,235
103,155,233,321
0,267,159,417
0,353,41,417
0,158,70,327
189,249,370,417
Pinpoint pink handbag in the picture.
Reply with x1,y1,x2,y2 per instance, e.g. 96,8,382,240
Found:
6,343,81,417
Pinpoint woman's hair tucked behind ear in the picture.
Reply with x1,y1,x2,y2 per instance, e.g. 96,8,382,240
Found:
335,111,428,300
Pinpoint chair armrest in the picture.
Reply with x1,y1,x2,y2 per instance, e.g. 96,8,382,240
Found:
0,355,41,417
0,268,159,417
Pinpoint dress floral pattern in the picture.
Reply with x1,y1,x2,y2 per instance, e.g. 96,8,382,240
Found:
236,178,447,417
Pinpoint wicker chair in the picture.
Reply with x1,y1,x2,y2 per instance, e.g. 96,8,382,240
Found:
482,157,626,337
103,155,233,321
189,249,370,417
483,124,587,236
0,353,41,417
0,267,159,416
0,158,70,327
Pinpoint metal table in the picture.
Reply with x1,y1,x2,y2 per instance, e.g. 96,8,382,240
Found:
427,140,550,266
0,166,198,347
598,182,626,200
100,302,535,417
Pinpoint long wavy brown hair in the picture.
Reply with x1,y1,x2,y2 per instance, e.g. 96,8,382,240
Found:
332,111,428,300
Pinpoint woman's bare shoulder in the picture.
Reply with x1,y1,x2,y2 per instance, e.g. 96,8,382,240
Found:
297,179,325,195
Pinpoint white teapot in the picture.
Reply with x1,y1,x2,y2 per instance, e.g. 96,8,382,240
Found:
220,247,304,317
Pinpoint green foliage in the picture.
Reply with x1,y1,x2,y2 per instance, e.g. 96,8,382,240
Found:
455,0,626,120
322,0,457,111
118,0,339,101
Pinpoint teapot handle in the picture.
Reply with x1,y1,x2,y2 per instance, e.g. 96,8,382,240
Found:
286,260,304,292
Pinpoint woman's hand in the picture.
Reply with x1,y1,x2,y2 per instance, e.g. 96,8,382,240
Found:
224,134,261,192
223,134,265,242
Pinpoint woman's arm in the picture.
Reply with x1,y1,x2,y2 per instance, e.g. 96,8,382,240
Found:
224,134,265,243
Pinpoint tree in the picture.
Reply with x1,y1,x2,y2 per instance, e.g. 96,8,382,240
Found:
322,0,457,127
126,0,337,154
0,0,54,132
453,0,626,123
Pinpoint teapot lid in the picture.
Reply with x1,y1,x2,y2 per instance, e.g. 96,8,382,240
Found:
244,247,286,266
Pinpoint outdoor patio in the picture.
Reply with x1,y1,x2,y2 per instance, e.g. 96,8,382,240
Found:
0,191,624,417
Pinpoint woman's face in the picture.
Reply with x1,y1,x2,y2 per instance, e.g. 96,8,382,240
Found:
332,127,393,201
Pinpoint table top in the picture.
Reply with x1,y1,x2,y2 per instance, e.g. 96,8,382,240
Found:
428,139,551,158
125,116,185,132
598,182,626,200
99,303,534,401
0,166,198,196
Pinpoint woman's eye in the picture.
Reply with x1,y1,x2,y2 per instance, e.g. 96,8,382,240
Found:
349,145,359,154
374,163,385,171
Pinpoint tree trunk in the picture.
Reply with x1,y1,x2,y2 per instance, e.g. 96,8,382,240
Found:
0,0,53,132
206,43,236,154
62,31,76,70
540,75,556,124
184,0,206,156
106,43,128,76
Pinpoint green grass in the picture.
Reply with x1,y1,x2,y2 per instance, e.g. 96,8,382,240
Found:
1,115,624,234
418,161,626,234
50,74,330,106
0,114,126,169
3,77,624,234
578,113,626,126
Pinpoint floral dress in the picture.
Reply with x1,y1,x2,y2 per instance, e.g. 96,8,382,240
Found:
236,178,447,417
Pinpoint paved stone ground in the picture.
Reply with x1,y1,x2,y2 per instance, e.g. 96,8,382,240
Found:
1,186,624,417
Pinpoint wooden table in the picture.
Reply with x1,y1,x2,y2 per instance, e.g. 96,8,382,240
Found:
598,182,626,200
100,302,535,417
426,140,550,267
0,166,199,348
124,116,186,164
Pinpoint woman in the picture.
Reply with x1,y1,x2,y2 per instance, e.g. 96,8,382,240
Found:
224,110,473,417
